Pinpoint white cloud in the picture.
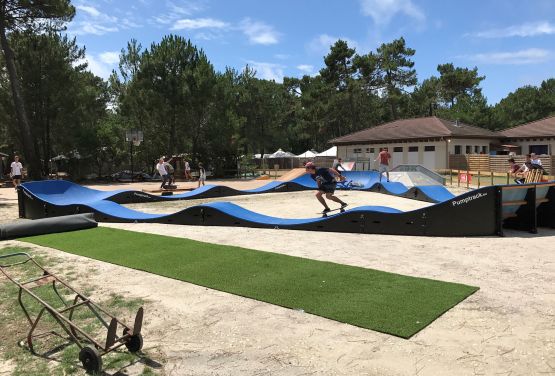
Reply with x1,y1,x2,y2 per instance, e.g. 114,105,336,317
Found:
153,0,206,25
75,55,112,79
308,34,359,55
246,61,284,82
297,64,314,74
76,5,101,17
99,51,120,65
72,22,118,35
70,2,140,36
274,54,290,60
359,0,425,26
168,0,206,16
459,48,552,65
171,17,229,30
240,18,280,45
468,21,555,38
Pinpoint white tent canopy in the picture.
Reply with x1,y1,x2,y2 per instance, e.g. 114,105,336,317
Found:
253,153,272,159
296,150,318,158
268,148,296,158
316,146,337,157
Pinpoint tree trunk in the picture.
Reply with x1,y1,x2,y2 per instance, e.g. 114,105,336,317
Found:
0,20,42,179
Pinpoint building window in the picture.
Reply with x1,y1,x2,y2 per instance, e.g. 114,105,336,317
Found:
424,146,435,152
529,145,548,155
393,147,403,152
365,148,371,153
466,145,472,154
353,148,362,154
369,148,375,153
474,146,480,153
408,146,418,152
482,146,488,154
454,145,461,154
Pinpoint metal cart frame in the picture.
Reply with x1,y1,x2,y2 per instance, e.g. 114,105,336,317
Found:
0,252,144,374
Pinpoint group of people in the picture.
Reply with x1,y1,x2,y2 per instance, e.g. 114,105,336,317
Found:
332,147,392,182
508,153,545,184
155,157,206,189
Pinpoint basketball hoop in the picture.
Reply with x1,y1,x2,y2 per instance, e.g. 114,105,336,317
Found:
125,129,143,146
125,129,143,182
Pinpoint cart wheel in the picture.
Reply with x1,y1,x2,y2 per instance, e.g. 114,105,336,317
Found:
123,328,143,352
79,346,102,374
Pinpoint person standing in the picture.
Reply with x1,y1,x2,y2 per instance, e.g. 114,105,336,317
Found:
10,155,23,190
198,162,206,188
508,158,522,177
0,155,4,180
164,157,175,186
305,162,347,214
530,153,542,166
156,157,169,189
332,158,345,175
184,160,192,181
374,147,391,182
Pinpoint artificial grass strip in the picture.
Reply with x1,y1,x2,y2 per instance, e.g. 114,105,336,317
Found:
23,227,478,338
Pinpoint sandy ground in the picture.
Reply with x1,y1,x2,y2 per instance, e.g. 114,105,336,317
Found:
2,181,555,375
123,190,433,217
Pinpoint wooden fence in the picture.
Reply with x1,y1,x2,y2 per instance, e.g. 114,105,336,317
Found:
449,155,555,175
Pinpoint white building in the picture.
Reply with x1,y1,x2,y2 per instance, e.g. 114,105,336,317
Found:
500,116,555,155
330,116,500,170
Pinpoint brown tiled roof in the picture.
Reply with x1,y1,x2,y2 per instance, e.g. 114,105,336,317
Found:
329,116,500,145
500,116,555,138
330,116,499,145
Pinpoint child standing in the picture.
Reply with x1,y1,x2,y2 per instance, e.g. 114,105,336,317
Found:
198,162,206,187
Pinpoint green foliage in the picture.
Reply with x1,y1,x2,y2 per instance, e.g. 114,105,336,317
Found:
437,63,485,106
0,0,76,178
491,79,555,129
24,227,478,338
2,24,555,173
0,0,75,32
0,31,109,177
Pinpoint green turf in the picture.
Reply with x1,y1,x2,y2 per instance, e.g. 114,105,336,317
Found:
22,227,478,338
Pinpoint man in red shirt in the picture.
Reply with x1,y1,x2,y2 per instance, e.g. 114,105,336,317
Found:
374,147,391,182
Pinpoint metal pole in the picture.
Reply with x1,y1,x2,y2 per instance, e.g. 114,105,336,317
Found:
130,141,134,182
466,170,470,189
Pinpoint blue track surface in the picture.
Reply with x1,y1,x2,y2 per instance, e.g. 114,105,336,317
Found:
20,178,512,236
19,178,555,236
21,170,454,206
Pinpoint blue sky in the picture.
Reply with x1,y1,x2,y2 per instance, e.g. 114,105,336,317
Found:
68,0,555,104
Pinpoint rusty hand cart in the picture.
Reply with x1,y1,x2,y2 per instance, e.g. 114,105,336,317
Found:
0,252,144,374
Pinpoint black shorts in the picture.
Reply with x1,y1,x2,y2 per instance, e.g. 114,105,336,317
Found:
319,182,337,193
12,175,22,180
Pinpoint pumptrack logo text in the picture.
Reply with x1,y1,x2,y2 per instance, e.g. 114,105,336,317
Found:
451,192,487,206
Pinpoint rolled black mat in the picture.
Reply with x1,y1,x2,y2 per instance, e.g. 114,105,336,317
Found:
0,213,97,240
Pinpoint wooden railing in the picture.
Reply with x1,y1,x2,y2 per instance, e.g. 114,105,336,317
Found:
449,155,555,175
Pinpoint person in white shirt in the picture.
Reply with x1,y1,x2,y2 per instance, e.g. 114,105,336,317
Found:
198,162,206,188
10,155,23,190
184,160,192,181
156,157,169,189
530,153,542,166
